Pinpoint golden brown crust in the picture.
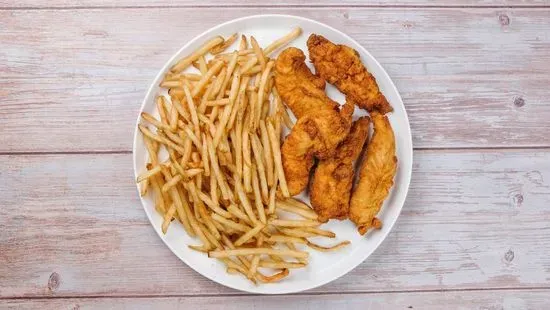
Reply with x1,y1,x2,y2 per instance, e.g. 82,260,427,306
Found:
281,103,354,196
310,117,370,222
349,112,397,235
307,34,393,114
274,47,340,119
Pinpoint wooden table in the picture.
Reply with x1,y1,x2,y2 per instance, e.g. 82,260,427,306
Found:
2,1,549,309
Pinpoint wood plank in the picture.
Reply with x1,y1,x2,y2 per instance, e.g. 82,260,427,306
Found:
2,290,550,309
1,8,550,152
1,150,549,297
0,0,548,9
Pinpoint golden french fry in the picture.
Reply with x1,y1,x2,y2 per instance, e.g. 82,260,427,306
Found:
235,181,258,225
250,134,269,201
267,234,306,244
250,36,266,70
277,227,316,239
303,227,336,238
251,165,266,224
161,203,176,234
136,165,162,183
171,36,224,72
264,27,302,55
139,125,186,156
269,219,321,228
275,201,318,220
259,121,274,186
208,248,308,259
192,61,224,98
307,240,351,252
198,55,208,75
254,61,274,130
210,33,238,55
235,223,265,246
266,122,289,197
211,213,250,233
258,261,306,269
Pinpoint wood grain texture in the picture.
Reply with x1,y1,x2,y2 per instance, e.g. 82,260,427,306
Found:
0,0,548,9
2,290,550,309
1,8,550,152
1,150,549,297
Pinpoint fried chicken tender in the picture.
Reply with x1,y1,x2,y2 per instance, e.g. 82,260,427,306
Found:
274,47,339,119
281,102,354,196
307,34,393,114
310,117,370,222
350,112,397,235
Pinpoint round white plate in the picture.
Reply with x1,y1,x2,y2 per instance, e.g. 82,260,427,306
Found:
133,14,412,294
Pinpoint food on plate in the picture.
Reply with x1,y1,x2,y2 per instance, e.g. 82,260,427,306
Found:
275,47,354,195
310,117,370,222
349,112,397,235
274,47,339,119
281,102,354,196
137,28,350,285
307,34,393,114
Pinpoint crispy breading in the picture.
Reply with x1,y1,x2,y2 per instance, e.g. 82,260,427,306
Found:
281,102,354,196
307,34,392,114
310,117,370,222
274,47,339,119
349,112,397,235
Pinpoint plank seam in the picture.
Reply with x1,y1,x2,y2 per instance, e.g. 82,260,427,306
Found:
1,146,550,156
1,5,550,10
2,286,550,300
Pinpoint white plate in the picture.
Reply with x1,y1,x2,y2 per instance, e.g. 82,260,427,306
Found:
133,14,412,294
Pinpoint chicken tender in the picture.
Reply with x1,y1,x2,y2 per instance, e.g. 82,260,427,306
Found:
307,34,392,114
281,102,354,196
274,47,339,119
349,112,397,235
310,117,370,222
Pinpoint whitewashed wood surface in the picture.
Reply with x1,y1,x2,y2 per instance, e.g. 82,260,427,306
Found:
1,1,549,309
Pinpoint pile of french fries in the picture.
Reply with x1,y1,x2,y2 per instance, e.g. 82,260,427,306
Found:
137,27,349,284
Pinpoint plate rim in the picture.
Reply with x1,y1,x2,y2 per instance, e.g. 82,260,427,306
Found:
133,13,413,294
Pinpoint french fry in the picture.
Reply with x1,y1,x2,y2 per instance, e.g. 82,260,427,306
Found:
161,203,176,234
275,201,318,220
269,219,322,228
259,121,274,186
139,125,186,156
268,234,306,244
208,247,308,259
266,122,289,197
258,261,306,269
210,33,238,55
235,181,258,225
254,61,274,130
136,165,162,183
198,55,208,75
251,165,266,224
235,223,265,246
250,36,266,70
303,227,336,238
239,34,248,51
201,133,210,177
211,213,250,233
192,61,224,98
307,240,351,252
264,27,302,55
250,134,269,201
171,36,224,72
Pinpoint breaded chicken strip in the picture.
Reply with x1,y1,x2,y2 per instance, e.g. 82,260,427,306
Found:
281,102,354,196
350,112,397,235
274,47,339,119
307,34,392,114
310,117,370,222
